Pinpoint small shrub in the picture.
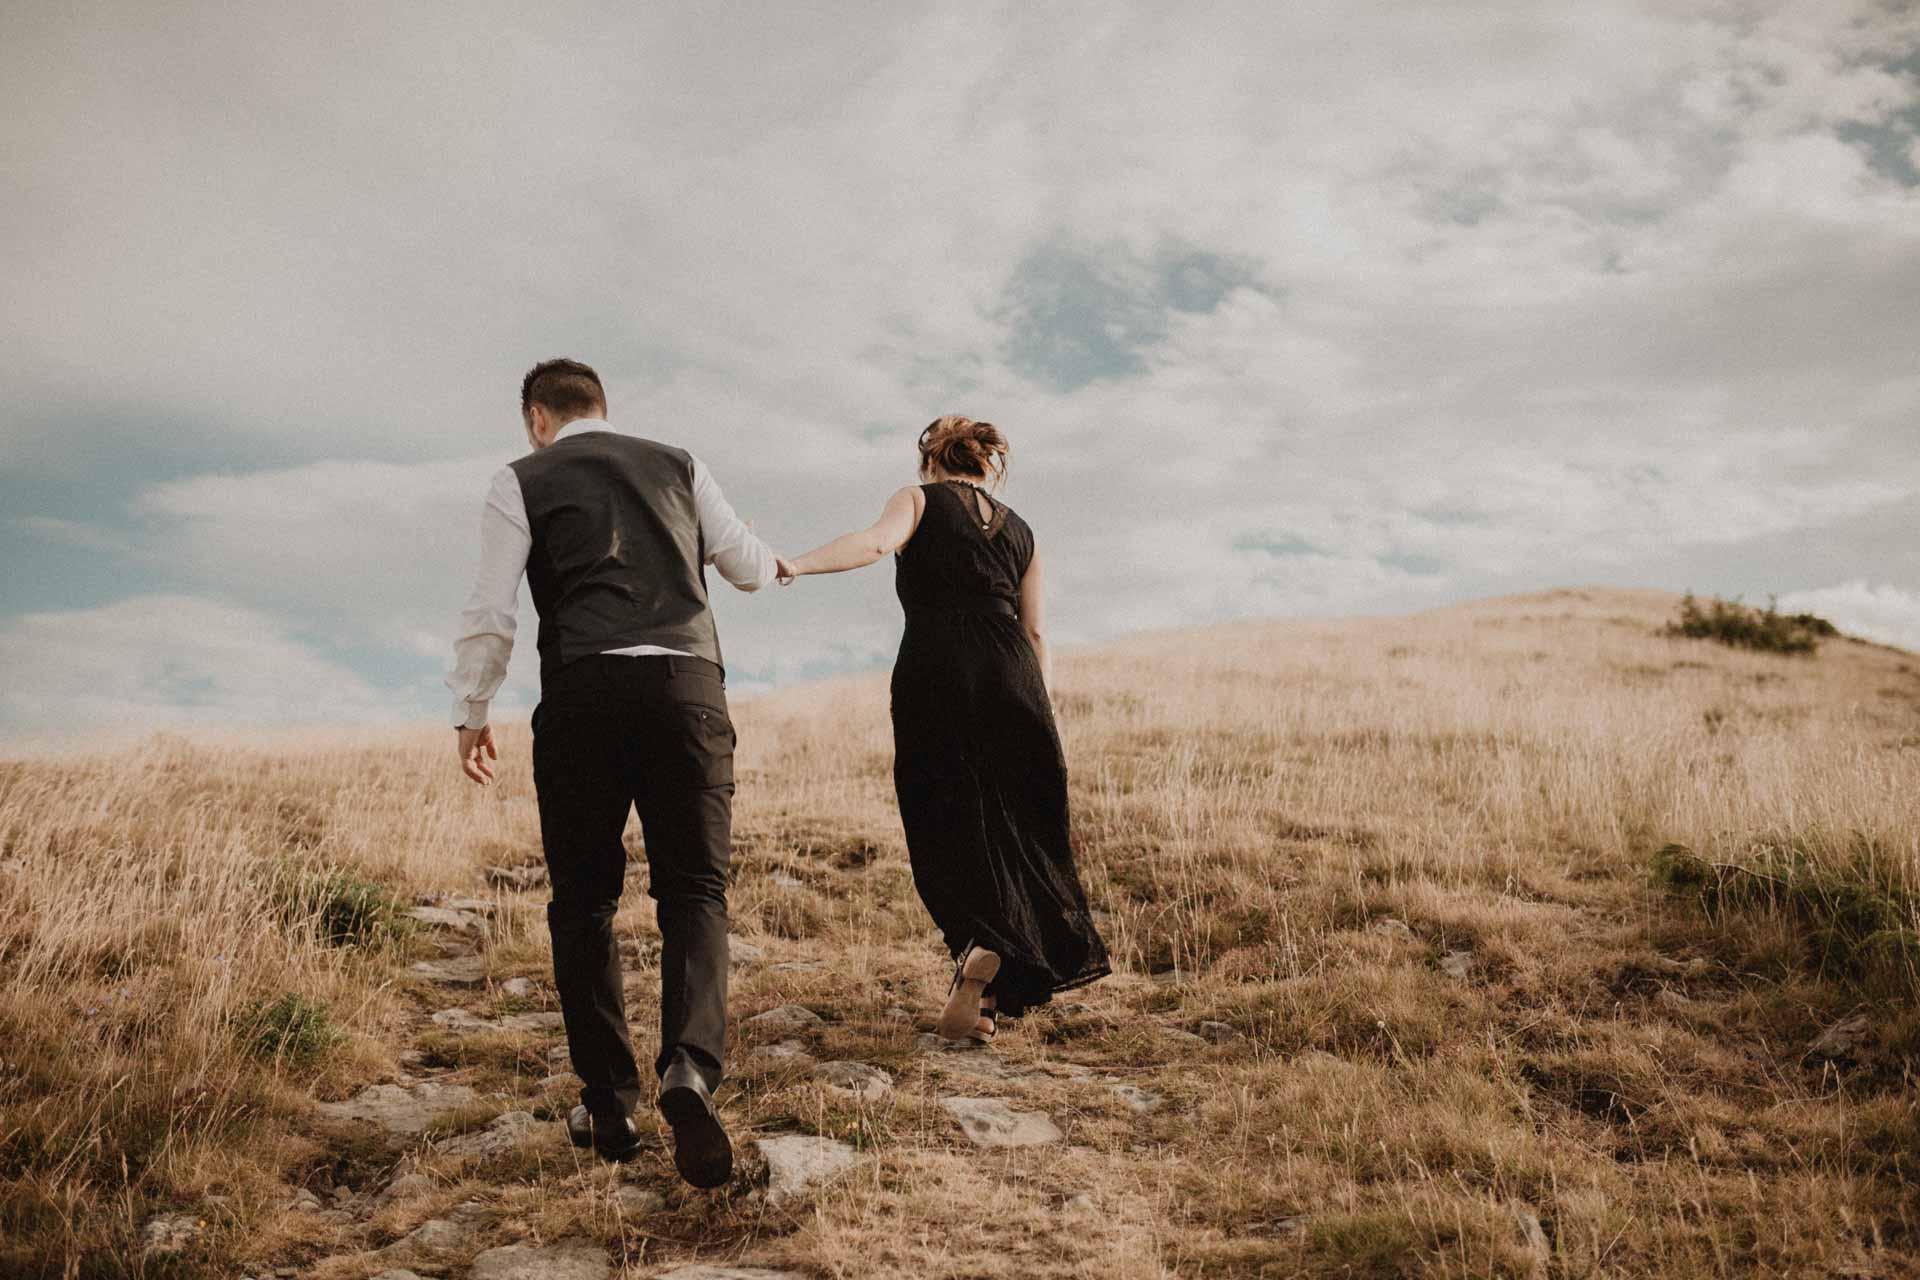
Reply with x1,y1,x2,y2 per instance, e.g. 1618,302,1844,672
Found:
264,857,411,948
234,992,345,1066
1666,593,1834,655
1653,839,1919,990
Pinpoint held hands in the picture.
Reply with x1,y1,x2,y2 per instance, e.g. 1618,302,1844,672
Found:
775,554,801,586
458,723,498,785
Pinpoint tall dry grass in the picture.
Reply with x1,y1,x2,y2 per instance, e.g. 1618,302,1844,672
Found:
1,587,1916,1277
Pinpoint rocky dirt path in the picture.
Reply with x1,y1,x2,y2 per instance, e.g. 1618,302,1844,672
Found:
224,868,1195,1280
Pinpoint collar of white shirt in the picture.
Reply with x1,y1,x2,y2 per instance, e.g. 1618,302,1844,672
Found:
551,416,618,443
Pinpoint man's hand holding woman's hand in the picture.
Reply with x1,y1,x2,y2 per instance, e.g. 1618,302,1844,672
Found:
775,554,801,586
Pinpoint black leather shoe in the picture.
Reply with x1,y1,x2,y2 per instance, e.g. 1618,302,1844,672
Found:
567,1103,644,1162
657,1057,731,1188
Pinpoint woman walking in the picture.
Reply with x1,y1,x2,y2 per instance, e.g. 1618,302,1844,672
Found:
777,416,1110,1042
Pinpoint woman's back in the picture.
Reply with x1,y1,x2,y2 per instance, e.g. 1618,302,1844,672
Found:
893,480,1033,619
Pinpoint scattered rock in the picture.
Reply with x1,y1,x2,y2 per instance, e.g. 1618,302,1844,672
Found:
773,960,826,973
314,1080,481,1135
1649,955,1713,978
883,1004,915,1022
435,1110,538,1158
745,1004,824,1032
431,894,495,914
431,1007,565,1033
813,1061,894,1101
612,1185,664,1215
485,864,547,889
1369,917,1416,942
375,1172,436,1205
283,1187,326,1212
1807,1014,1874,1062
499,976,537,998
1438,950,1473,981
1062,1192,1097,1214
469,1238,611,1280
1509,1202,1551,1279
750,1039,813,1064
370,1270,428,1280
939,1097,1063,1146
1160,1027,1207,1047
729,936,765,965
769,872,804,889
1108,1083,1163,1113
757,1134,858,1203
139,1213,202,1260
409,955,488,985
1195,1021,1242,1044
654,1266,806,1280
405,905,491,940
389,1217,467,1254
539,1071,584,1092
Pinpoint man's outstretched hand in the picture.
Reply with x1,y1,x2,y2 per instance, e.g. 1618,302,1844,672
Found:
458,723,498,785
775,555,800,586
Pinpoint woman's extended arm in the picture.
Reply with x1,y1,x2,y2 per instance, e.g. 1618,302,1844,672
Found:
1018,549,1052,694
780,485,925,580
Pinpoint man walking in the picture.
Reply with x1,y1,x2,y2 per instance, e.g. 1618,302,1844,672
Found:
445,358,777,1186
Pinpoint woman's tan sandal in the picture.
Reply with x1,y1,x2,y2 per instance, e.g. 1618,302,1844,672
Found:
937,945,1001,1039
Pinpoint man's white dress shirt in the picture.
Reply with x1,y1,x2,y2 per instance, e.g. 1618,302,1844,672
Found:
444,418,776,728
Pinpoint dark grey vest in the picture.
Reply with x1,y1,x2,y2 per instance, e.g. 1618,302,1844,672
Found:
508,429,722,686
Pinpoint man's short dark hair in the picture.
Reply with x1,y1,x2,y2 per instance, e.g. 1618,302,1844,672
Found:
521,358,607,420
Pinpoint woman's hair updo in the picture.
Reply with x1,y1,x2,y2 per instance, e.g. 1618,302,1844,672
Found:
917,415,1009,484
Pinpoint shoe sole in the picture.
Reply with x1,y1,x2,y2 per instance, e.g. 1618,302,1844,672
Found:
659,1084,732,1188
936,948,1001,1039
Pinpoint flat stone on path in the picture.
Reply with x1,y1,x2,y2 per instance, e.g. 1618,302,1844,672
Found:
813,1061,893,1101
435,1110,538,1158
499,976,536,998
745,1004,824,1032
485,864,547,889
408,955,488,984
139,1213,203,1260
405,905,491,940
751,1039,813,1064
729,936,765,965
388,1217,467,1254
470,1238,610,1280
431,1007,564,1033
314,1080,480,1135
1108,1082,1163,1113
939,1097,1063,1147
757,1134,858,1203
656,1267,806,1280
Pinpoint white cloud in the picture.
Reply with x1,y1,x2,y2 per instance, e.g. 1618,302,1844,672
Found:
1777,581,1920,653
0,595,403,738
1,1,1917,727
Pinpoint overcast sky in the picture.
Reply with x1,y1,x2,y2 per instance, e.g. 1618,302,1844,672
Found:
3,1,1918,738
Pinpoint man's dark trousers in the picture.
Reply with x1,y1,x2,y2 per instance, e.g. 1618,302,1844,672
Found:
531,652,735,1120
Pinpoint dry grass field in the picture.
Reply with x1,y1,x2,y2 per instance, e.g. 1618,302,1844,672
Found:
2,586,1916,1279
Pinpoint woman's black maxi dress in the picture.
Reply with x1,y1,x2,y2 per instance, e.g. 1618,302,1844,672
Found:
890,479,1111,1018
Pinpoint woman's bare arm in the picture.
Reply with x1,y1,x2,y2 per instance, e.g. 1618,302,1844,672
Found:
781,485,925,579
1018,549,1052,694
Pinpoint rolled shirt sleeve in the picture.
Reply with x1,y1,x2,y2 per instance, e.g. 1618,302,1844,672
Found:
690,454,777,591
444,465,529,728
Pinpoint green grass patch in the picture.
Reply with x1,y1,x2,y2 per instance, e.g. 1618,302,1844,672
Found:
233,991,346,1067
1653,838,1919,992
264,855,413,948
